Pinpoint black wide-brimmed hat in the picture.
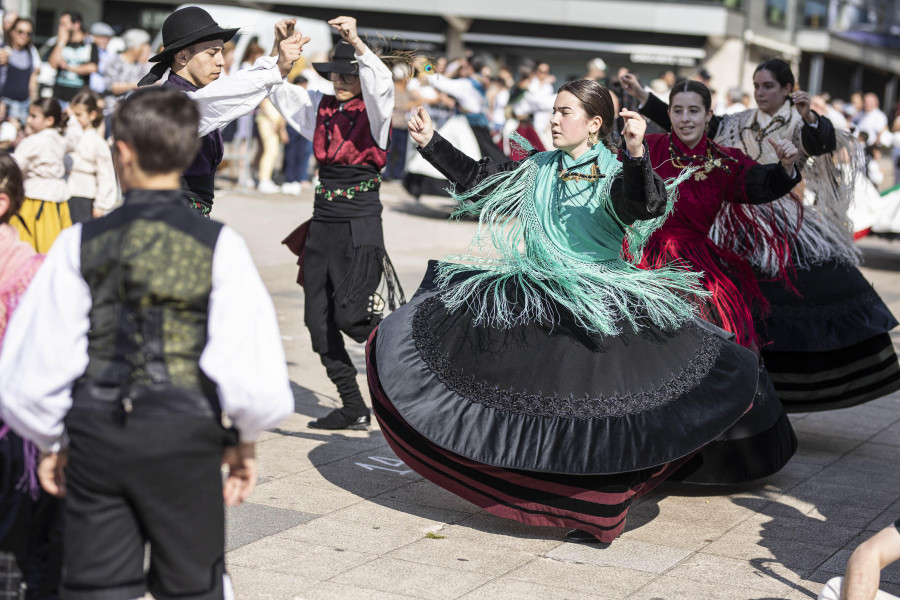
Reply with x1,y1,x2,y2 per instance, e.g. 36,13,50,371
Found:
313,41,359,78
139,6,238,87
149,6,238,64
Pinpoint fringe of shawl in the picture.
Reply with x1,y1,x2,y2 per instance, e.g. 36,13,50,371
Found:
713,111,862,274
437,135,705,336
642,234,765,349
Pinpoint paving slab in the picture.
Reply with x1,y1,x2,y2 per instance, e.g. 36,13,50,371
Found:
330,557,495,600
226,565,320,599
373,480,486,515
627,574,810,600
226,502,319,551
250,473,367,515
296,581,422,600
386,536,536,575
701,526,839,572
502,558,655,598
458,578,614,600
278,517,427,555
326,497,474,531
228,536,376,580
545,538,692,573
663,552,808,596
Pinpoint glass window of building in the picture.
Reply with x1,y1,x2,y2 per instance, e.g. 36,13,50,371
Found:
801,0,829,28
767,0,789,26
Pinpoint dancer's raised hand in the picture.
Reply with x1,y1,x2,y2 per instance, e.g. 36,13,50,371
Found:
620,73,649,105
408,106,434,148
620,109,646,157
768,137,799,174
277,32,311,78
271,18,296,55
792,89,815,124
329,16,359,44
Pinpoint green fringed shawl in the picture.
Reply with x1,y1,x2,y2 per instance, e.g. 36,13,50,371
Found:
436,136,705,336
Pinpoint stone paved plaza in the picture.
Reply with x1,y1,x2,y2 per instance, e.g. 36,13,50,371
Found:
211,182,900,600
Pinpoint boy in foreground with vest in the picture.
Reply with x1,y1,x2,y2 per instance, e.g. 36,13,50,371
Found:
0,87,294,600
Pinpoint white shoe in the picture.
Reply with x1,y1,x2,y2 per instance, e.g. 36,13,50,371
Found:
281,182,302,195
257,179,279,194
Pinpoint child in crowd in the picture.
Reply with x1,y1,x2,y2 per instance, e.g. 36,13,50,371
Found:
66,90,117,222
10,98,70,252
0,155,61,598
0,87,294,599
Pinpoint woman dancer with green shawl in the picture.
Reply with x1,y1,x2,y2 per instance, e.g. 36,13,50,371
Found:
365,79,764,544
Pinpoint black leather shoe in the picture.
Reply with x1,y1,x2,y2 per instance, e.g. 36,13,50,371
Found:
565,529,601,544
308,409,371,430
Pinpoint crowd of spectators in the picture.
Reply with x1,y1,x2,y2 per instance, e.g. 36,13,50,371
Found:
0,8,897,195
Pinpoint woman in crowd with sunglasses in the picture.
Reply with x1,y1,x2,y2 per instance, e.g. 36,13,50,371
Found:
0,17,39,125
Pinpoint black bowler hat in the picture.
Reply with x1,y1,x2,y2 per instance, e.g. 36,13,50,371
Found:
149,6,238,64
313,42,359,78
139,6,238,87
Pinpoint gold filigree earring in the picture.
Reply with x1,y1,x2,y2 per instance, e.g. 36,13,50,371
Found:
587,132,598,147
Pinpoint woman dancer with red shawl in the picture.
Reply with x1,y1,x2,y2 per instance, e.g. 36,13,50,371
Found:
638,80,801,484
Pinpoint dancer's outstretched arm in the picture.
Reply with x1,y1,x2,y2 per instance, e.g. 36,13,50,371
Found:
409,106,525,193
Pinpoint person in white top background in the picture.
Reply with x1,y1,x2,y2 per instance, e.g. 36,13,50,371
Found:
65,89,116,222
10,97,69,253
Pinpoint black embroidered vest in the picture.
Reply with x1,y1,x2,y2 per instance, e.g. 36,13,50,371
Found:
72,190,223,417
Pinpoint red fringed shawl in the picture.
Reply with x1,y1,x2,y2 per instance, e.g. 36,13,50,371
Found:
640,133,799,348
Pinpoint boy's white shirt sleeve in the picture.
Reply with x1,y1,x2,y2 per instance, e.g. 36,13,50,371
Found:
200,226,294,442
186,55,285,138
356,47,394,148
268,82,323,141
0,225,91,452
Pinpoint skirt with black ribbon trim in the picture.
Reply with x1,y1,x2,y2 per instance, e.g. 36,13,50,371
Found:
366,262,767,542
755,259,900,412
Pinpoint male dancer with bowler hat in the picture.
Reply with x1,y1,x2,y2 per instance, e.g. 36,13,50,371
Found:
138,6,308,215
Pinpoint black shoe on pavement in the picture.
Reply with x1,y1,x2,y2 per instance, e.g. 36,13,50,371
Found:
308,408,371,430
564,529,602,544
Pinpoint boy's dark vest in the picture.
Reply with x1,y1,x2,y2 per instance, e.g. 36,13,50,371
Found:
312,95,388,221
314,95,387,170
163,73,222,215
71,190,223,417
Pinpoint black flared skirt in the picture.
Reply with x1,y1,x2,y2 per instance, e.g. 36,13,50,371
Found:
755,260,900,412
367,264,773,541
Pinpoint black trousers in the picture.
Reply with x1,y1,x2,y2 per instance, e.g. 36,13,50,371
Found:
61,410,230,600
303,220,383,414
67,197,93,224
0,430,62,600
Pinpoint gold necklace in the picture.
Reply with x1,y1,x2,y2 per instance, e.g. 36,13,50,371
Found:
558,154,604,183
668,137,737,181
